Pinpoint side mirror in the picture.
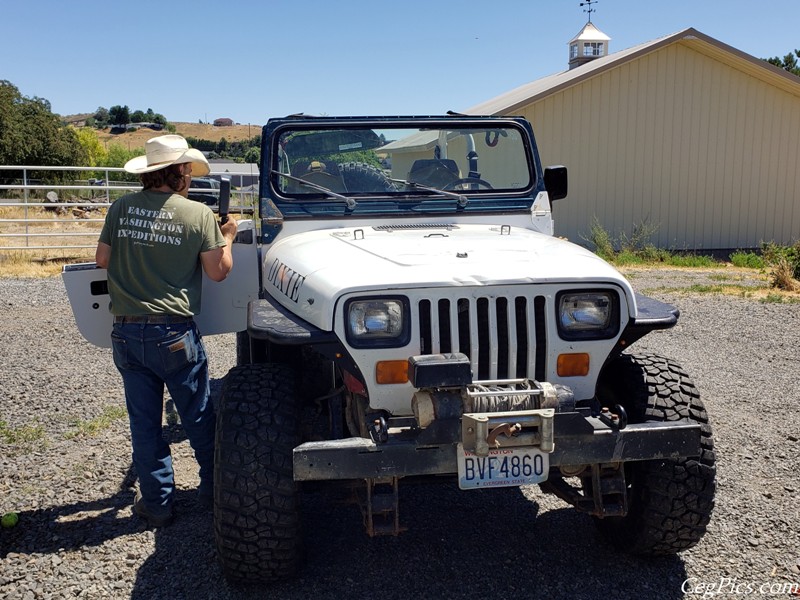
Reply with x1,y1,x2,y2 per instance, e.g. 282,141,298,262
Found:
544,166,568,201
219,177,231,225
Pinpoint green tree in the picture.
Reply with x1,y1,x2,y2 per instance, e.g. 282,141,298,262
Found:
243,147,260,164
72,126,107,167
0,80,86,183
764,50,800,76
130,109,146,123
185,136,215,151
93,106,109,128
184,134,260,161
100,143,143,182
109,104,130,125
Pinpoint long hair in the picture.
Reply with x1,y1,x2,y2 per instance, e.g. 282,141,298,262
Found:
140,164,188,192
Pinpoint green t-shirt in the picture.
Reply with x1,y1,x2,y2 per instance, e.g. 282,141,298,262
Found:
99,190,226,316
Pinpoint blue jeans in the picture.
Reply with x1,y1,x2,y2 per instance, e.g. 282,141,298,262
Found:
111,320,215,515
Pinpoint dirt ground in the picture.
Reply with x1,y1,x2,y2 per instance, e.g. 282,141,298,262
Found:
1,269,799,599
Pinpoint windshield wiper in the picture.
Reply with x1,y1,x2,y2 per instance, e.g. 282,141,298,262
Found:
388,178,468,207
273,170,357,210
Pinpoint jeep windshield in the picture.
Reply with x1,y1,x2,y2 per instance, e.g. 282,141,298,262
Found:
270,119,535,203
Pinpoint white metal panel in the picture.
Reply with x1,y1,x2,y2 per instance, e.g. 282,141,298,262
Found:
62,220,259,348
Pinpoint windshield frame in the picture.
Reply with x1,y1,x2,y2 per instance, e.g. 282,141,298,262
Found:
260,115,544,219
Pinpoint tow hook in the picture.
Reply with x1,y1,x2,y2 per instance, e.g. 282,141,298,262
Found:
369,416,389,443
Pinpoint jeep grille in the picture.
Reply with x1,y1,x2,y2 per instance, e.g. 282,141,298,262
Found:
417,295,547,381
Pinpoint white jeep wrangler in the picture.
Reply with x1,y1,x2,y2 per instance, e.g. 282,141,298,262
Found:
64,115,715,584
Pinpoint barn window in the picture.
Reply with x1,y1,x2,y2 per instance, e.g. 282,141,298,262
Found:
583,42,604,57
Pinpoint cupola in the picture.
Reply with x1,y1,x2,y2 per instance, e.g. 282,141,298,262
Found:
568,21,611,70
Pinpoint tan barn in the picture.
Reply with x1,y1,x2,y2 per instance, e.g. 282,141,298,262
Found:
466,26,800,252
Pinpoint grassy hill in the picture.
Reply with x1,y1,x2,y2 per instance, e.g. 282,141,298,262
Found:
95,122,262,151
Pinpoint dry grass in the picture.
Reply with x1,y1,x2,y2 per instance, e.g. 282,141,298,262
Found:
622,264,800,302
0,254,90,277
1,122,261,277
0,205,99,277
96,122,261,151
769,255,800,292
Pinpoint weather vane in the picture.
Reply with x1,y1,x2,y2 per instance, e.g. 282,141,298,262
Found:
580,0,597,22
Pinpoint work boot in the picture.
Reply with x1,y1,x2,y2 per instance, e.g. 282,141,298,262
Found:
197,480,213,510
134,490,174,527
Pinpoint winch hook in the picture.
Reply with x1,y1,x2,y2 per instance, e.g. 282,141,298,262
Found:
487,422,522,447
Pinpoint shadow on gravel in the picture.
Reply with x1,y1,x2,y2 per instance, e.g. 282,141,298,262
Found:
0,464,141,558
128,482,689,600
0,383,220,560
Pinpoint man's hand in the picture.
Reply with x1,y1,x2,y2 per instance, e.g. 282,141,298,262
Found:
201,217,238,282
220,215,238,241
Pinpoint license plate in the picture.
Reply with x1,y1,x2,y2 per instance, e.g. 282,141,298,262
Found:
457,443,549,489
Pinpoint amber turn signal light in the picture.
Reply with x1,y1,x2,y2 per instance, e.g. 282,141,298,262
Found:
376,360,409,384
557,353,590,377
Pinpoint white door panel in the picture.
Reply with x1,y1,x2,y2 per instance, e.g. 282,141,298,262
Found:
62,220,259,348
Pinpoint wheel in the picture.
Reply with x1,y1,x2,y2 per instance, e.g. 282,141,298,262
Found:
442,177,493,190
593,353,716,554
214,363,302,583
338,161,397,192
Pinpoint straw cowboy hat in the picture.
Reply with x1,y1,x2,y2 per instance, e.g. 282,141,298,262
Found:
124,134,210,176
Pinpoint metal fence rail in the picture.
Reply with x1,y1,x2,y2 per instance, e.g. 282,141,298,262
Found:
0,165,258,252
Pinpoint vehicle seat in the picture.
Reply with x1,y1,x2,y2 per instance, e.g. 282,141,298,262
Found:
407,159,461,188
297,160,348,192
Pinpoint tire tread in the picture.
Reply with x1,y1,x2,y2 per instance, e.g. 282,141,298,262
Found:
595,353,716,555
214,363,302,582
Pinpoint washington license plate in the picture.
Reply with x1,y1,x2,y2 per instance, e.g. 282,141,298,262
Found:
457,443,549,489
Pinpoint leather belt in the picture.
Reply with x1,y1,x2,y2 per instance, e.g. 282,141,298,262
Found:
114,315,193,324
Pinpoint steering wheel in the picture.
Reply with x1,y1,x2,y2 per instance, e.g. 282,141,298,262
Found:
443,177,494,191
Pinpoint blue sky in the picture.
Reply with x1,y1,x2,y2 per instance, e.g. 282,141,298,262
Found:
3,1,797,125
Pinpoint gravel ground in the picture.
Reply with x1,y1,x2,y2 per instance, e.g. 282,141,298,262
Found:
1,268,799,600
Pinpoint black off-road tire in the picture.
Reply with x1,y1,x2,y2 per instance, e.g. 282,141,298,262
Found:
338,161,397,192
214,363,302,583
593,353,716,555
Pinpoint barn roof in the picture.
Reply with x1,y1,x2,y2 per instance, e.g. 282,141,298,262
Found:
466,27,800,116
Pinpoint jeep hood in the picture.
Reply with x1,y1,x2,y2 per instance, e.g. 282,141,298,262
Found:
263,224,636,331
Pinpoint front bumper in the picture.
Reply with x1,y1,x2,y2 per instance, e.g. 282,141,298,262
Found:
292,411,701,481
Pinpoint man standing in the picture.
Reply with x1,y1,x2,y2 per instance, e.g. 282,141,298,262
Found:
95,135,238,527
